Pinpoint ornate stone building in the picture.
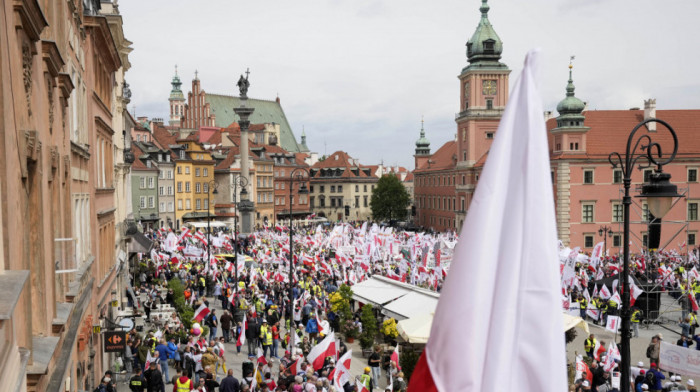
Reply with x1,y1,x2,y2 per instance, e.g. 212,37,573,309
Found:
0,0,132,390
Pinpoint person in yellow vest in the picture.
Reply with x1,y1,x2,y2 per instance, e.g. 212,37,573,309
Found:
631,308,642,338
360,367,373,390
584,334,597,358
579,295,588,320
173,372,193,392
260,319,273,359
238,280,245,292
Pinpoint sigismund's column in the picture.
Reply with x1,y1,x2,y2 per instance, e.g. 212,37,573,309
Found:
234,70,255,235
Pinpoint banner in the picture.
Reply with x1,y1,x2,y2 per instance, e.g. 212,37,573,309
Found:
659,341,700,377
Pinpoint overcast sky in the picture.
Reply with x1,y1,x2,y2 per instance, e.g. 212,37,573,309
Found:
119,0,700,169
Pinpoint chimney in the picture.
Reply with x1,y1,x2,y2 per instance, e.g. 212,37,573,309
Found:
644,99,657,132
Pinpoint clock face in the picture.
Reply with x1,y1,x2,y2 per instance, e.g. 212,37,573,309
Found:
464,82,470,98
482,80,497,95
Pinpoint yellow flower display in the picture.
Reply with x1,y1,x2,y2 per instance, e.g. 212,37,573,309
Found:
381,318,399,338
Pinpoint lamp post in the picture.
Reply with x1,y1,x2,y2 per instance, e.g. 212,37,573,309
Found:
608,118,681,392
598,225,614,257
231,175,248,291
207,180,218,268
287,167,309,322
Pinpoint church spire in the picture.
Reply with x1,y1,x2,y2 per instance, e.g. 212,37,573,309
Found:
170,65,184,100
465,0,507,71
415,116,430,156
556,58,586,127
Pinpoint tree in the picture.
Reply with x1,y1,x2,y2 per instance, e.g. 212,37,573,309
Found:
359,304,378,350
370,174,410,222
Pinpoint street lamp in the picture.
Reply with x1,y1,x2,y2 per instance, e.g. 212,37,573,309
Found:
608,118,682,392
288,167,309,322
598,225,614,257
231,175,248,292
207,180,218,268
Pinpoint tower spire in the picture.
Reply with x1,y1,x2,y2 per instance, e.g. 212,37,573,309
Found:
556,57,586,127
465,0,506,70
415,117,430,156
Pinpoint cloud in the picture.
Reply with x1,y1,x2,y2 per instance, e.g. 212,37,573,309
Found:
119,0,700,169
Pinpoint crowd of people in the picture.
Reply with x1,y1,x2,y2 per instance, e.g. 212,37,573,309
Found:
95,221,444,392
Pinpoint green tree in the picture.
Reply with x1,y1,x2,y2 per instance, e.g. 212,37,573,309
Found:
370,174,410,221
359,304,378,350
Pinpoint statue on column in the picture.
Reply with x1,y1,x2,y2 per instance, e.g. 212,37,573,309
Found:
237,68,250,99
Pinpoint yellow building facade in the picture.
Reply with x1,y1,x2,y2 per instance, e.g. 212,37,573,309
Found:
173,140,215,227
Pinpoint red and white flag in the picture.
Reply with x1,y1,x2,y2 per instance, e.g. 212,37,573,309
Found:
390,344,401,370
332,349,353,387
356,380,370,392
306,332,336,371
256,347,268,366
288,355,303,375
237,314,247,346
193,303,210,322
408,51,567,392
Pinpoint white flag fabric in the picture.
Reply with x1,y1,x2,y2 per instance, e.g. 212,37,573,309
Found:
409,50,567,391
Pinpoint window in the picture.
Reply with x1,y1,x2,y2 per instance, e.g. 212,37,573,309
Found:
363,196,368,207
355,196,360,208
584,235,594,248
177,166,182,174
195,168,200,177
168,202,174,212
613,170,623,184
281,182,285,190
159,202,165,212
461,198,465,212
167,186,173,195
643,234,648,248
612,203,623,222
139,177,145,189
486,99,493,110
319,196,325,207
275,183,279,190
371,185,375,191
612,234,621,248
159,186,164,196
196,183,201,193
583,170,594,184
177,200,183,210
690,233,697,246
338,185,343,192
186,182,191,192
139,196,145,208
355,185,359,192
148,197,155,208
167,170,173,179
203,183,209,193
196,199,201,210
177,182,183,193
185,199,191,209
582,203,594,223
689,169,698,182
185,166,190,175
689,202,699,221
642,202,650,222
204,199,209,210
331,198,336,207
486,132,494,139
159,170,164,179
331,185,336,193
203,168,208,177
320,185,325,193
310,185,314,193
643,169,653,183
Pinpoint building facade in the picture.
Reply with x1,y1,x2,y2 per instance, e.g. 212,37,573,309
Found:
130,145,159,230
309,151,378,221
0,0,132,390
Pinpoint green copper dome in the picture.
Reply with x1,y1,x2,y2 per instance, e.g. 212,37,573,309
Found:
556,65,586,127
465,0,506,69
415,120,430,155
169,66,184,101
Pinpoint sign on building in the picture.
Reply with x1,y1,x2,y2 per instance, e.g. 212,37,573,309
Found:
104,331,126,353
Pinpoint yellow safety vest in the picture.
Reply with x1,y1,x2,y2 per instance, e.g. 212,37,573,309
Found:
176,378,192,392
260,325,268,338
631,310,641,323
263,331,273,346
585,338,596,352
360,374,371,388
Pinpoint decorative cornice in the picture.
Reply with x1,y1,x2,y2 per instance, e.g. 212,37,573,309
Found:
41,40,64,78
57,73,74,100
13,0,48,42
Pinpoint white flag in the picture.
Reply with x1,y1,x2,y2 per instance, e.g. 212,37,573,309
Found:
409,50,567,391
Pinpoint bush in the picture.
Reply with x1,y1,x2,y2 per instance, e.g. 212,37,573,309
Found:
359,304,378,350
400,347,420,382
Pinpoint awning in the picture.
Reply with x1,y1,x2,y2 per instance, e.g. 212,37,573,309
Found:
563,313,590,334
351,277,411,307
188,221,229,229
127,232,153,254
381,291,439,321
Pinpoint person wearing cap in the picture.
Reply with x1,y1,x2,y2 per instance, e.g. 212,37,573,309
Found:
647,362,665,392
578,380,591,392
688,379,697,392
260,319,273,359
360,367,373,391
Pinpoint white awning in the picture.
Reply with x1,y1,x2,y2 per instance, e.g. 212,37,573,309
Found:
351,277,412,307
188,221,229,229
381,291,439,321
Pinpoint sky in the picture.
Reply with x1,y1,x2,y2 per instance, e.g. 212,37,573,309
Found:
119,0,700,169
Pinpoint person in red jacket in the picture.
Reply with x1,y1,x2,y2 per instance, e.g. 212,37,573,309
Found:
173,374,194,392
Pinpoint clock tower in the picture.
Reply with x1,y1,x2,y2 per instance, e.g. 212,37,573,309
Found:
455,0,510,227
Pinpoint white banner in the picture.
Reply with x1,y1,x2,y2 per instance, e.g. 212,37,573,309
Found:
659,341,700,377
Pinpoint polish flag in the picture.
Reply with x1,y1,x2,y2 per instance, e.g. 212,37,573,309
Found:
288,355,303,375
237,314,246,346
306,332,336,371
178,226,191,243
408,51,567,392
630,280,644,307
356,380,370,392
316,309,328,335
193,303,210,322
689,293,699,312
256,347,268,366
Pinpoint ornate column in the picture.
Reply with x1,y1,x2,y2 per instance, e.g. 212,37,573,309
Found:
234,70,255,235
